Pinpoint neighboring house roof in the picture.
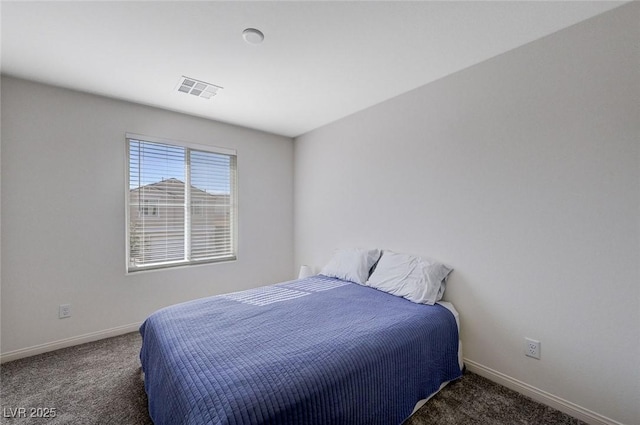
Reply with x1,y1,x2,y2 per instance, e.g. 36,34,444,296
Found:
130,178,228,200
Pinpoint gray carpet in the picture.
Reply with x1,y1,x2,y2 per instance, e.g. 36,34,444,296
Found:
1,332,586,425
404,372,586,425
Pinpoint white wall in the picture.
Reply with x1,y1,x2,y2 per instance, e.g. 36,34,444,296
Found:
1,77,294,356
294,4,638,425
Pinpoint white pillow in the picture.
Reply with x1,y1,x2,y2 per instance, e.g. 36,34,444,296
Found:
365,251,452,305
320,248,381,285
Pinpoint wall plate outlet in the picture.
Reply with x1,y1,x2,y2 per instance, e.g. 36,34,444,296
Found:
525,338,540,359
59,304,72,319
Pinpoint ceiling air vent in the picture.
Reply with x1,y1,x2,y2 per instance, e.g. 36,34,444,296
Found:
176,76,223,99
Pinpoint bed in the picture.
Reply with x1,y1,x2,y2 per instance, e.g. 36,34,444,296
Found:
139,274,462,425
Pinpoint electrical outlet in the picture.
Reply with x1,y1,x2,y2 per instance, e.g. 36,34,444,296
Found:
525,338,540,359
59,304,72,319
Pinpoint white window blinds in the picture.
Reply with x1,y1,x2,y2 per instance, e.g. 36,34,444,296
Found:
127,135,237,272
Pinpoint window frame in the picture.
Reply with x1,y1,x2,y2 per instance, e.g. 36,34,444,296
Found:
125,133,238,273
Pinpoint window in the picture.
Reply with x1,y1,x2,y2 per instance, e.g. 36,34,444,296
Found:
126,134,237,272
140,200,159,217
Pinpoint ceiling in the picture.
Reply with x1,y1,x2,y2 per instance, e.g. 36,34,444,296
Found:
0,1,625,138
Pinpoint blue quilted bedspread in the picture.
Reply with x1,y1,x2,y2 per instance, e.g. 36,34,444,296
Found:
139,276,461,425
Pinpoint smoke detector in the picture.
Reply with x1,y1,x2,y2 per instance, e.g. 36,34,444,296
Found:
242,28,264,45
176,76,222,99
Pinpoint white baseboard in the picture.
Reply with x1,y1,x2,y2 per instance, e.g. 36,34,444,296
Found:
463,358,625,425
0,322,142,364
